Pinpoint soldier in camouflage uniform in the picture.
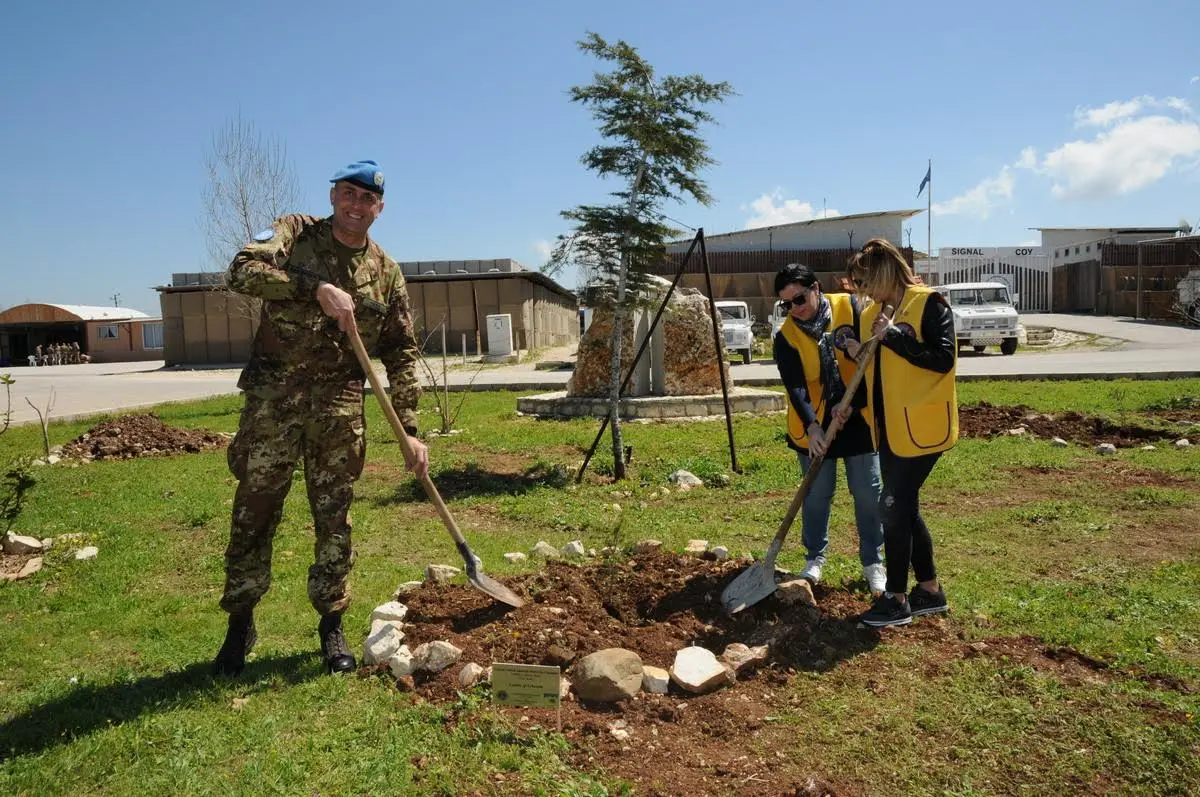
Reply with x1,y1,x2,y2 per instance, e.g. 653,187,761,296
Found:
213,159,427,677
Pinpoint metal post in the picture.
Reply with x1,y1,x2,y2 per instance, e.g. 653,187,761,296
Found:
698,231,740,474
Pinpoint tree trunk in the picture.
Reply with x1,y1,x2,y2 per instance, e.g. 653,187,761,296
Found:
607,159,647,480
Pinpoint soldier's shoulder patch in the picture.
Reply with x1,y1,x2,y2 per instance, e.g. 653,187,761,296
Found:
253,228,275,242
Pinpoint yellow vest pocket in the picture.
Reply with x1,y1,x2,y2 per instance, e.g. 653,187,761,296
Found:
903,402,953,451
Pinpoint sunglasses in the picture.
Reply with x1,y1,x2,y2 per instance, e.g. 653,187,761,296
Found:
778,292,809,310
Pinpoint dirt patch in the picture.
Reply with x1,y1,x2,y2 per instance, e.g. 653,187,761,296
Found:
382,552,877,795
60,414,229,461
365,552,1194,795
960,402,1172,447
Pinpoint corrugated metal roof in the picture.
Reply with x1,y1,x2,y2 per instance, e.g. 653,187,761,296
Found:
44,304,152,321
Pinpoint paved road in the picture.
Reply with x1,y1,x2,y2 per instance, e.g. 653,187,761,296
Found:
4,314,1198,427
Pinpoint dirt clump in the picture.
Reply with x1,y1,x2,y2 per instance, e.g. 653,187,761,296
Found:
60,413,229,461
960,402,1171,447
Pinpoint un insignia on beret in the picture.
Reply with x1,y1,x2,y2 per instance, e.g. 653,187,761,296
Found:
253,228,275,242
373,171,384,187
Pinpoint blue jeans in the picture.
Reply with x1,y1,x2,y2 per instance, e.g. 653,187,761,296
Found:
797,451,884,567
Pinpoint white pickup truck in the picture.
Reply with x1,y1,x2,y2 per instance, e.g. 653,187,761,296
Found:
715,300,755,364
933,281,1023,355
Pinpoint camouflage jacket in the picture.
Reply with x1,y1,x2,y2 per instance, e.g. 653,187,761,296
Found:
227,214,421,433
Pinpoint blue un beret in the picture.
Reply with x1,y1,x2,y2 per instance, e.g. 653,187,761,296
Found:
330,159,385,195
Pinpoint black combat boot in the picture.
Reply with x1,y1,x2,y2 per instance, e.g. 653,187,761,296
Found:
213,611,256,676
318,613,356,675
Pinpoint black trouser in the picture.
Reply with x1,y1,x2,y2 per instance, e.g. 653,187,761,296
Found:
878,432,942,596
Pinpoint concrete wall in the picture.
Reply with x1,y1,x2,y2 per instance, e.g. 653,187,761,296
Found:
85,320,163,363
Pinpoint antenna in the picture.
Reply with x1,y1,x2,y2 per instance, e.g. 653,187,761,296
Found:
110,292,122,307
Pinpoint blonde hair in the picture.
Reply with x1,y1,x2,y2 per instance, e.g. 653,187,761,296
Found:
848,238,917,301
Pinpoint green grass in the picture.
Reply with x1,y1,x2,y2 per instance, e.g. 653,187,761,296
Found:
1,379,1198,795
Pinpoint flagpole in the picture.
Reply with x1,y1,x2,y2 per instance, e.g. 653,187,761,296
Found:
927,158,932,264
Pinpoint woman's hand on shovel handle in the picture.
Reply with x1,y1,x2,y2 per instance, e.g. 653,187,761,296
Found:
317,282,358,333
404,437,430,480
832,404,853,426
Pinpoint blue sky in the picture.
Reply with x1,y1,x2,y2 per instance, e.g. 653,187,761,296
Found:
2,0,1198,315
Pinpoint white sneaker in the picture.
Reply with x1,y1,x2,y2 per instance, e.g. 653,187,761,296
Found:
799,560,823,584
863,563,887,595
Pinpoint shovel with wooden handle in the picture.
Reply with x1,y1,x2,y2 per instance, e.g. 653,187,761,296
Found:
347,324,525,609
721,305,892,615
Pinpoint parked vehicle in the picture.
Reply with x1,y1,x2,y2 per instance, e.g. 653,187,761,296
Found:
933,281,1022,355
769,300,788,338
715,300,755,364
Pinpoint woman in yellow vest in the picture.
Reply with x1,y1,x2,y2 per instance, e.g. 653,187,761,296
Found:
773,263,886,594
842,238,957,628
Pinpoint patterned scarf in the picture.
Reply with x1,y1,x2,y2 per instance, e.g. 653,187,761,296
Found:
793,294,846,410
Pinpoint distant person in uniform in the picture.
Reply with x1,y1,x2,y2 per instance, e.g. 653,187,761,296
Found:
213,160,427,677
34,345,43,366
842,238,957,628
70,342,81,364
772,263,885,594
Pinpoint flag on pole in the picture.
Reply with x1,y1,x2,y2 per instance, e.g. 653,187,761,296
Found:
917,165,931,197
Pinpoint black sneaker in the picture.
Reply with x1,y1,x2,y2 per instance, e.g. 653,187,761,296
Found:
318,613,357,675
859,593,913,627
213,611,256,676
908,586,949,617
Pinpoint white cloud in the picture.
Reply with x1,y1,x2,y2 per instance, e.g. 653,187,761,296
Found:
1074,95,1191,127
1039,114,1200,199
1015,146,1038,170
1191,76,1199,84
532,238,554,263
743,190,840,228
931,166,1015,219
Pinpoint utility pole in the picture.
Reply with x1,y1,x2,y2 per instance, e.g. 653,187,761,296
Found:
110,292,121,307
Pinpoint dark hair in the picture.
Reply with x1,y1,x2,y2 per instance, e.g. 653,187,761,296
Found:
774,263,817,295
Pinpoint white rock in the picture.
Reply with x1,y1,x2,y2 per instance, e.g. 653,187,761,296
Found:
668,470,703,490
684,539,709,555
392,581,423,599
503,552,528,564
3,534,43,555
559,677,571,699
458,662,486,688
610,503,622,512
561,540,586,558
721,642,769,673
670,646,733,694
413,640,463,673
572,648,644,702
1175,438,1192,448
1095,443,1117,455
73,546,99,561
642,665,670,694
633,539,663,555
1051,437,1069,447
47,454,61,465
1005,427,1027,436
39,538,53,550
610,728,630,741
531,541,561,558
363,624,405,666
776,579,816,607
1141,445,1157,451
425,564,460,584
388,645,415,678
370,618,404,639
2,557,43,582
709,546,730,561
370,601,409,624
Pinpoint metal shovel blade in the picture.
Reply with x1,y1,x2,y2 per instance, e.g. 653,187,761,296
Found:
721,538,783,614
721,559,779,614
459,541,525,608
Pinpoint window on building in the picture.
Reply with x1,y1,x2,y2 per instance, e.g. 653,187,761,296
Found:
142,322,163,350
97,325,118,340
1074,246,1080,254
1086,245,1091,253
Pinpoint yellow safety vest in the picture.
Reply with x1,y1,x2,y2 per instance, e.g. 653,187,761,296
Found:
861,287,958,457
779,293,859,449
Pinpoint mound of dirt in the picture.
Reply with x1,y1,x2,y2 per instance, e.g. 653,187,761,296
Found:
60,413,229,461
389,552,882,795
960,402,1172,447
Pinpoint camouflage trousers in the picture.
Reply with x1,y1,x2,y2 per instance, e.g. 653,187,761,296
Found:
220,385,366,616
